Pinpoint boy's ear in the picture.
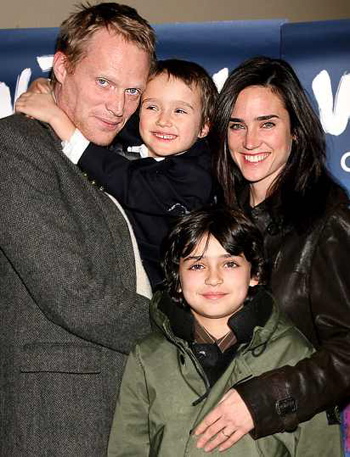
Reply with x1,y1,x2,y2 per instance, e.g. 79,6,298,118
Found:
198,122,210,139
249,275,259,287
52,52,69,85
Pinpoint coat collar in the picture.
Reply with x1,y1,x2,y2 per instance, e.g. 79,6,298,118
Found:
151,286,278,351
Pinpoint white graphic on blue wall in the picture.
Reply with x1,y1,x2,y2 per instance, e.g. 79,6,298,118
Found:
0,59,349,174
0,55,53,118
312,70,350,172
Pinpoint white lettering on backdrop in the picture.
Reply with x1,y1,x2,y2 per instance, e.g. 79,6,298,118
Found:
0,55,53,118
0,59,349,174
312,70,350,173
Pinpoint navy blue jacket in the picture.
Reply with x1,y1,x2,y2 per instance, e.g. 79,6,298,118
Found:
78,138,216,288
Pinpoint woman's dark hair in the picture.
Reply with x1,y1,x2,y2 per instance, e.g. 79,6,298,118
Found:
162,206,266,307
213,56,337,226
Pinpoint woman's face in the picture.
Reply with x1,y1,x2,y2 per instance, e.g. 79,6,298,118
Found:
227,85,294,204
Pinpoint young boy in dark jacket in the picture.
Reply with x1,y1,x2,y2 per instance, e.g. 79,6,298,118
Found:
16,60,218,288
107,206,342,456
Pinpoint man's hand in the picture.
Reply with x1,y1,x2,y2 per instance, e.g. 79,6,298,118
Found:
193,389,254,452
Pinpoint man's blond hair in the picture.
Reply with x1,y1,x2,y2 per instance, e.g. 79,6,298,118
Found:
53,2,155,77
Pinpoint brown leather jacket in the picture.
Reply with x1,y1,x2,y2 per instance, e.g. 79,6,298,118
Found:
235,182,350,438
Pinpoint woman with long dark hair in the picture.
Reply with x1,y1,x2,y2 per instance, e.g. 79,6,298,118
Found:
194,56,350,452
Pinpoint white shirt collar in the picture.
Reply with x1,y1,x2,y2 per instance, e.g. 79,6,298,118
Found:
127,144,165,161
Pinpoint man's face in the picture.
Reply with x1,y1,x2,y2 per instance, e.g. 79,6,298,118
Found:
54,28,151,146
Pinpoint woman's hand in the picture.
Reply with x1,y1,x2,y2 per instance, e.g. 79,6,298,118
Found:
194,389,254,452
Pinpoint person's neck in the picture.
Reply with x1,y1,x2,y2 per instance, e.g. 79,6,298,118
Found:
249,183,268,207
192,313,232,339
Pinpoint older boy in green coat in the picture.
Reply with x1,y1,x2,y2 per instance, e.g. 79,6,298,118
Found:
108,207,342,456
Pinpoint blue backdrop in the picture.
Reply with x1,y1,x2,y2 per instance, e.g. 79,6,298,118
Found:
0,19,349,193
281,19,350,196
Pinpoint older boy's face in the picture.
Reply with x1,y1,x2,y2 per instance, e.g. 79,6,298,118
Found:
179,235,258,337
139,73,209,158
53,29,150,146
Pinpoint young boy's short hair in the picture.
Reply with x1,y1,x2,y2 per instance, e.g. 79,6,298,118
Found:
148,59,218,129
162,205,267,307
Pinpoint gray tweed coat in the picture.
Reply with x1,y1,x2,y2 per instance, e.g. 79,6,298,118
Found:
0,114,151,457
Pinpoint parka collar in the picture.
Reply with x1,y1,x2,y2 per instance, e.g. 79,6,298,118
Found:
151,286,278,350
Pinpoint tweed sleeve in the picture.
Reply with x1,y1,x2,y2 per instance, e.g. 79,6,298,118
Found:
0,115,150,352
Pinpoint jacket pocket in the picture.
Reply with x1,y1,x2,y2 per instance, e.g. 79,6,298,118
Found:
17,343,105,455
20,342,101,373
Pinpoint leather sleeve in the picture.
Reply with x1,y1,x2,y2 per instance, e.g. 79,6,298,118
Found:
236,204,350,438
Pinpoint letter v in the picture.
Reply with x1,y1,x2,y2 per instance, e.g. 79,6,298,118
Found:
0,82,13,118
312,70,350,136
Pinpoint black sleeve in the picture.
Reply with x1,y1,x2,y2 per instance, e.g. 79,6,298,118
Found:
78,143,215,217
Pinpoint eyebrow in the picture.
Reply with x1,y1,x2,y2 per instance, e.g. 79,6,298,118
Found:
141,98,195,110
182,253,240,262
229,114,280,122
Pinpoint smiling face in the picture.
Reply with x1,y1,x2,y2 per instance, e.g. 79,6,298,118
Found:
179,234,258,338
139,73,209,158
227,85,294,205
53,28,151,146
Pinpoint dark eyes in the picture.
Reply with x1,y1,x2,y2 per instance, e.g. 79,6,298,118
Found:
225,261,238,268
142,106,187,114
229,123,244,131
188,261,238,271
189,263,204,271
229,121,276,130
262,121,275,128
144,105,158,111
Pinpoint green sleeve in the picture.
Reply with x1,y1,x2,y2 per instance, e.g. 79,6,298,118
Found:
108,345,150,457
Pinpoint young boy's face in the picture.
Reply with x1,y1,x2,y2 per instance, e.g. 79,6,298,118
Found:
179,234,258,337
139,73,209,158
